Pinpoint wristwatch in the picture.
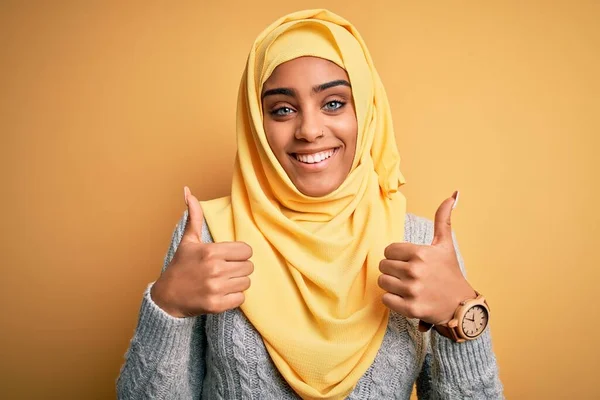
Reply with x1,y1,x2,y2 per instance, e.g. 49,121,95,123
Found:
418,292,490,343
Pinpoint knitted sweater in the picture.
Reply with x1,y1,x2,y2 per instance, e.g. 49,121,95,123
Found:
117,212,504,399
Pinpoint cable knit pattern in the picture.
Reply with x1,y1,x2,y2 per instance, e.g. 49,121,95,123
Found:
117,213,504,399
360,313,416,399
231,309,252,399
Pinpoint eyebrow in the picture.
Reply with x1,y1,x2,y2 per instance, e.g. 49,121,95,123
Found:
314,79,351,93
261,79,351,100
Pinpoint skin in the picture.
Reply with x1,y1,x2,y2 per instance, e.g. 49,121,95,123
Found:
378,192,477,325
261,56,358,197
152,57,476,327
151,187,253,318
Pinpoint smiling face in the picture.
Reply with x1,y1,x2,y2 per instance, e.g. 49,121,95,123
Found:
261,56,358,197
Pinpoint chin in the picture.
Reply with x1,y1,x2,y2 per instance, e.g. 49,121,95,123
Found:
295,179,342,198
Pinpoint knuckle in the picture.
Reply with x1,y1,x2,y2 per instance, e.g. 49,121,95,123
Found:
407,282,422,298
204,260,221,277
379,274,395,291
239,242,253,258
198,244,216,260
203,297,220,314
377,274,386,289
406,265,420,279
414,246,427,261
381,293,392,308
238,277,251,292
380,259,397,275
225,292,245,311
235,292,246,307
384,243,397,259
205,280,222,295
406,303,422,319
378,259,387,273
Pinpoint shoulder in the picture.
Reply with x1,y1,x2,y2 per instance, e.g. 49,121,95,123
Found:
404,213,435,245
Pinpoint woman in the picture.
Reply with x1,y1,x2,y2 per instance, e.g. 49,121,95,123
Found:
118,9,503,399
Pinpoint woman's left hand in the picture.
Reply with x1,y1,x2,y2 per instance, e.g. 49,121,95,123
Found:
378,192,476,325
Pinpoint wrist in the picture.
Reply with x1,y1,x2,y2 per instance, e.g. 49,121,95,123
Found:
421,291,490,343
419,284,477,330
439,284,476,324
150,281,187,319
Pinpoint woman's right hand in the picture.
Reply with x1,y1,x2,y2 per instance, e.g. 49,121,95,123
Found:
150,187,254,318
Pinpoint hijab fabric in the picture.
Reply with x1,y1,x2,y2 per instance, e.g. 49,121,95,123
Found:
201,9,407,400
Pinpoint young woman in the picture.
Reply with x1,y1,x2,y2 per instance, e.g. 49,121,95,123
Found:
118,9,503,399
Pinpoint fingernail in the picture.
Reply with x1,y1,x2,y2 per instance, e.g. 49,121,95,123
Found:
452,190,460,209
184,186,190,206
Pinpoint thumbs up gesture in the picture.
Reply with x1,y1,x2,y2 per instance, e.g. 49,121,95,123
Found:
150,187,254,318
378,192,476,326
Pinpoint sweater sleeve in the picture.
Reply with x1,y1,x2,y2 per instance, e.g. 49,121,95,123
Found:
116,211,207,399
409,215,504,399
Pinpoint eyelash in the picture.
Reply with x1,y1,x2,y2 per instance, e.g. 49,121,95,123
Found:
269,100,347,117
323,100,346,112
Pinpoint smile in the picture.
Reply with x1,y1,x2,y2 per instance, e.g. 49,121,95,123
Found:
292,148,338,164
288,147,340,172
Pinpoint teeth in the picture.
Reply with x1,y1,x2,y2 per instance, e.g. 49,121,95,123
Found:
295,149,335,164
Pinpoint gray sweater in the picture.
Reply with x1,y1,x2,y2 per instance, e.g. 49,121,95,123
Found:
117,213,503,399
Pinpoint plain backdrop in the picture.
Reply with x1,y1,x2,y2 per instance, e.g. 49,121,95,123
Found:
1,1,599,399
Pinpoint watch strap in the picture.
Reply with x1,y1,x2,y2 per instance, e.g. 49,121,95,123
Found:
418,319,463,342
418,319,433,332
417,291,486,342
433,324,464,342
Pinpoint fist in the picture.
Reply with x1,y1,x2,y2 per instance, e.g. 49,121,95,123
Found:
378,191,476,325
150,187,254,318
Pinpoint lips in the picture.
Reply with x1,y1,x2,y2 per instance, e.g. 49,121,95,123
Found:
291,148,338,164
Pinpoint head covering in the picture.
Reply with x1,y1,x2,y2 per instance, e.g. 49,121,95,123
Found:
201,9,407,400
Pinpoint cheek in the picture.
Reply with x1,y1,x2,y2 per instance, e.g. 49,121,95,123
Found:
337,115,358,169
333,114,358,150
263,120,289,159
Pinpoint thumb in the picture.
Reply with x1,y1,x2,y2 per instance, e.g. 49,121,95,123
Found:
181,186,204,243
431,190,459,247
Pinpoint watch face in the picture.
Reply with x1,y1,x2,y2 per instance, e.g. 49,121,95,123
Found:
461,305,488,338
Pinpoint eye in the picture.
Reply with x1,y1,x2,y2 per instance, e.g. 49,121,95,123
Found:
323,100,345,112
270,106,295,117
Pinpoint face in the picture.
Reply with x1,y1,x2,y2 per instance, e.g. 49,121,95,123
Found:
261,56,358,197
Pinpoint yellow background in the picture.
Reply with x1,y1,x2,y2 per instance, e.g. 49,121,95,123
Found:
1,1,598,399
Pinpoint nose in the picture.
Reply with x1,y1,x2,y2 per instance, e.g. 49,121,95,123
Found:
295,111,323,142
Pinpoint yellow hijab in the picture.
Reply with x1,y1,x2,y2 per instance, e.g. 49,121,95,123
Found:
201,9,407,400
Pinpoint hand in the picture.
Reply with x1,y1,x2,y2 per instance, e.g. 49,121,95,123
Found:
378,191,476,325
150,187,253,318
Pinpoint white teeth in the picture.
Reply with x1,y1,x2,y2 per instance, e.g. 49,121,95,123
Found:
295,149,335,164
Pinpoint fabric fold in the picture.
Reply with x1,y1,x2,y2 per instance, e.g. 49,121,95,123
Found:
201,9,407,400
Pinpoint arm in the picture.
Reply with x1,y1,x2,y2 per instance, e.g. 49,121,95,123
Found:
116,212,207,399
417,229,504,399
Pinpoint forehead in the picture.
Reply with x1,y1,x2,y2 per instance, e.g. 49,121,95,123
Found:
263,56,349,89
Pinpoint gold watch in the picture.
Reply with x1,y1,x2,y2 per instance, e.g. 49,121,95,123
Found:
418,292,490,343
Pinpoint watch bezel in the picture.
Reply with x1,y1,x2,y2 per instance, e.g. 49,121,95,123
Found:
452,294,490,340
460,304,489,338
